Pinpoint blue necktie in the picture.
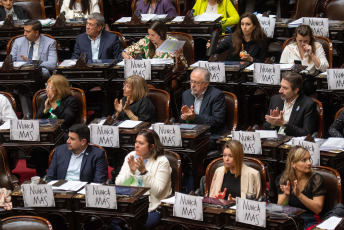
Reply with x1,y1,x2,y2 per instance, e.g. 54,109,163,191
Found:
28,42,34,60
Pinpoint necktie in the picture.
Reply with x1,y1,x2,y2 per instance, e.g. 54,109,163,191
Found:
28,42,34,60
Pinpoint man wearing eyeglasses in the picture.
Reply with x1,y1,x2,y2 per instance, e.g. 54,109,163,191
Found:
181,67,227,144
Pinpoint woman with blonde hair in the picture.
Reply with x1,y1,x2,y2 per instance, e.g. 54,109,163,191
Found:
209,140,261,200
114,75,155,122
277,146,326,228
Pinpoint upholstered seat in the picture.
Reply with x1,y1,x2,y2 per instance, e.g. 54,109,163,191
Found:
164,150,182,193
2,215,53,230
148,88,170,123
223,91,238,132
0,91,16,113
166,32,195,66
313,99,323,138
109,31,127,49
334,107,344,120
32,87,87,125
0,145,19,190
292,0,317,19
14,0,46,19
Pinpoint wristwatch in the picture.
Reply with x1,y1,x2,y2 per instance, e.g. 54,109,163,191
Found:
283,122,288,128
140,170,148,175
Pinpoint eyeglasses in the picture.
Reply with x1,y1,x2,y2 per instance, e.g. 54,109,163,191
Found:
45,83,53,89
190,80,203,85
123,83,131,89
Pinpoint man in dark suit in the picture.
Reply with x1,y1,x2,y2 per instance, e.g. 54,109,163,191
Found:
47,124,108,183
71,12,122,60
0,0,28,21
180,67,227,141
263,71,318,137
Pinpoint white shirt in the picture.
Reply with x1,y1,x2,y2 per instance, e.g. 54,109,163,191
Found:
88,33,101,60
279,96,298,135
0,94,17,120
65,147,87,181
191,89,207,115
5,8,18,20
205,2,218,13
27,36,41,60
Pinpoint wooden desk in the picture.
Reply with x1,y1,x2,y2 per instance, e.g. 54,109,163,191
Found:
159,203,304,230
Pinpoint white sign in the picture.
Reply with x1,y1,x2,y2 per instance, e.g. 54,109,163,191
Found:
22,184,55,207
90,124,119,148
10,119,40,141
253,63,281,85
173,192,203,221
291,139,320,166
85,184,117,209
124,59,151,80
152,124,182,147
232,131,262,154
198,61,226,83
303,17,329,37
258,16,276,38
327,69,344,90
236,197,266,228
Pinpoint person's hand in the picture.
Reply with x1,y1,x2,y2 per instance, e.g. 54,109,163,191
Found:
128,155,138,174
293,180,301,197
180,105,196,120
122,51,133,59
135,157,146,174
123,96,131,111
280,180,290,196
265,109,285,127
20,55,29,61
174,48,183,59
44,98,51,113
206,39,211,49
302,44,313,56
114,98,123,113
241,53,253,62
270,107,280,117
215,188,227,199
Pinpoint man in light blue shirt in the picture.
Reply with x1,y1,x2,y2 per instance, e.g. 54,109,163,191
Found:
47,124,108,183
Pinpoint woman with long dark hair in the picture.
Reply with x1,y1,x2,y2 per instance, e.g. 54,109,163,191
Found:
60,0,100,19
213,12,267,62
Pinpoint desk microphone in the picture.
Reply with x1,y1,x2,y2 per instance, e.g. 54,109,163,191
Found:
252,125,259,131
169,118,175,125
206,29,220,57
189,9,195,17
61,11,66,16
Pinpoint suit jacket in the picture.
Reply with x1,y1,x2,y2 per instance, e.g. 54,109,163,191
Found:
47,144,108,183
263,94,318,137
10,34,57,72
209,164,261,199
182,86,227,137
136,0,177,18
0,5,29,21
71,30,122,60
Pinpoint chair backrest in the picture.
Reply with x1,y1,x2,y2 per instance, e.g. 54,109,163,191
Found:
313,98,323,138
131,0,180,16
56,0,104,17
0,145,18,190
292,0,318,19
164,150,181,193
32,87,87,125
109,31,127,49
312,165,342,215
148,88,170,123
223,91,238,131
335,107,344,120
14,0,46,19
2,215,53,230
204,157,267,198
216,34,230,61
321,0,344,20
282,36,333,68
167,31,195,65
7,34,59,59
0,91,16,112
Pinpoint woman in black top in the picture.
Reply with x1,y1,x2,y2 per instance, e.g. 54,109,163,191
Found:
114,75,155,122
214,12,267,63
277,146,326,229
328,109,344,137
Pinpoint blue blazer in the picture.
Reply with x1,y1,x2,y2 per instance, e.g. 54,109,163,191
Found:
47,144,108,183
71,30,123,60
182,86,227,138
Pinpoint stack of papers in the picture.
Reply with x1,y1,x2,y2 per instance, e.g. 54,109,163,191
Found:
59,59,77,67
316,216,343,230
48,180,87,193
117,120,142,128
245,63,294,71
0,62,27,68
288,18,303,28
116,58,174,66
171,16,184,22
115,17,132,23
194,13,222,22
320,138,344,152
39,19,55,26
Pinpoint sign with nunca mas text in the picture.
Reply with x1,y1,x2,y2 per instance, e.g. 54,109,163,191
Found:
90,124,119,148
253,63,281,85
327,69,344,90
257,16,276,38
232,131,262,154
124,59,151,80
291,139,320,166
236,197,266,228
22,184,55,207
152,124,182,147
173,192,203,221
198,61,226,83
303,17,329,37
85,184,117,209
10,119,40,141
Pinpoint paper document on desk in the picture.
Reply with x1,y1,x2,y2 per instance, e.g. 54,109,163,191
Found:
156,40,185,53
155,14,168,20
115,17,131,23
0,120,12,130
59,60,77,67
245,63,294,71
48,180,87,192
39,19,55,26
316,216,343,230
150,58,174,65
0,62,27,68
255,130,278,138
77,183,100,195
320,137,344,151
194,13,222,22
118,120,142,128
288,17,303,28
171,16,184,22
141,14,157,22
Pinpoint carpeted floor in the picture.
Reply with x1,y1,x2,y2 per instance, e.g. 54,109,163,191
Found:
12,159,114,184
